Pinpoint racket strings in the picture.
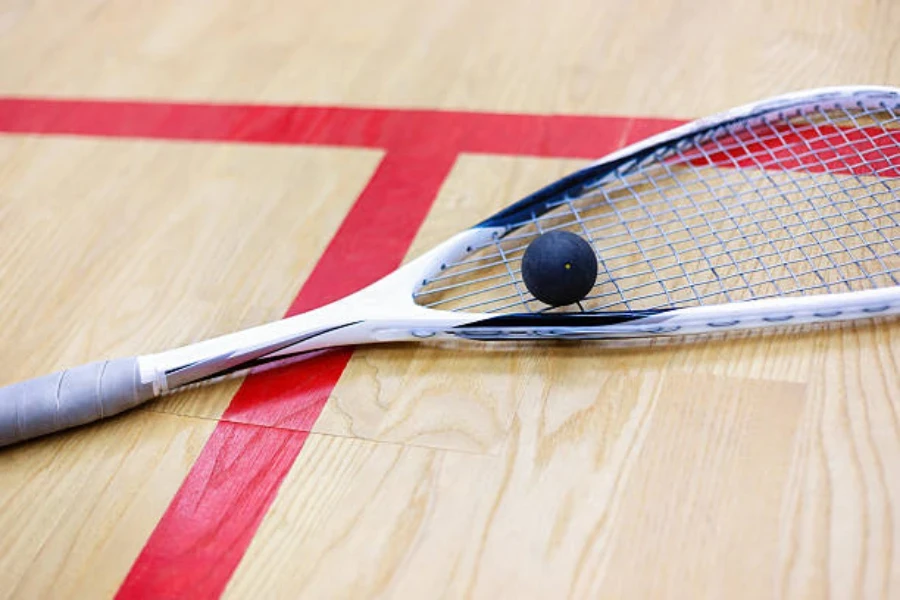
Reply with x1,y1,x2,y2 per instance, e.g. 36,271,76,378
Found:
425,228,895,314
419,174,898,312
418,179,899,313
418,181,891,294
414,102,900,314
426,139,896,271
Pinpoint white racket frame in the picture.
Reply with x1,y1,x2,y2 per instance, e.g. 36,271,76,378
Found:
2,85,898,448
141,85,900,395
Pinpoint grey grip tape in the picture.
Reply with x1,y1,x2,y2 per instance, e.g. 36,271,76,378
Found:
0,358,156,447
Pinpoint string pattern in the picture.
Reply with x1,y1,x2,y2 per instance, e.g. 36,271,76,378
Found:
414,102,900,314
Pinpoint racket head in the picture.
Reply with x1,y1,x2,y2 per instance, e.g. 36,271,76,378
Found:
404,86,900,337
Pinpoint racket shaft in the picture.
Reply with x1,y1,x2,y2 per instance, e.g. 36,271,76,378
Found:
0,358,154,447
0,291,438,446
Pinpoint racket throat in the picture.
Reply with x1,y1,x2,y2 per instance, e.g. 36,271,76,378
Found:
141,299,470,392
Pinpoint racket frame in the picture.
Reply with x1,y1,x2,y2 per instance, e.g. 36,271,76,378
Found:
140,85,900,394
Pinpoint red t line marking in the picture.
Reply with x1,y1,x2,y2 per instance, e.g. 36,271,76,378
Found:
0,97,681,599
118,149,460,599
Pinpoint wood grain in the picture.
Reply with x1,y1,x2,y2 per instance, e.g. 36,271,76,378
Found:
0,0,898,117
0,136,380,416
315,156,589,452
0,138,381,597
0,410,216,599
231,372,816,599
776,323,900,599
1,0,899,598
315,155,837,452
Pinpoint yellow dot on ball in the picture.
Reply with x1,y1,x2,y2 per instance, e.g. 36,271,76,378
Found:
564,263,572,270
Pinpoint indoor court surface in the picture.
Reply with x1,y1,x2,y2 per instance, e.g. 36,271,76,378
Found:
1,1,900,599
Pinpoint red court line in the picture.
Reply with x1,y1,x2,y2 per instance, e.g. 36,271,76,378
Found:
117,151,459,599
0,98,679,599
684,124,900,178
220,151,462,431
0,97,678,157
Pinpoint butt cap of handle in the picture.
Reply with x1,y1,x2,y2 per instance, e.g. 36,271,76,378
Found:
0,358,156,447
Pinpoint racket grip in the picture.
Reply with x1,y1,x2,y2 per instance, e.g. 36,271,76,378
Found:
0,358,156,447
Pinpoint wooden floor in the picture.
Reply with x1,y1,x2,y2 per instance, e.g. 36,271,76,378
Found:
1,1,899,598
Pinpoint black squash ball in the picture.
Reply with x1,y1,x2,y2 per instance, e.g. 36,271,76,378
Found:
521,230,598,307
